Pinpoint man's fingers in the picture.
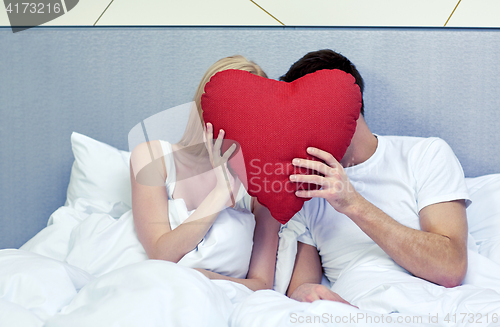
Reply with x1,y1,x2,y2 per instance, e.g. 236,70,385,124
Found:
295,190,323,198
307,147,340,168
317,287,339,301
334,296,358,308
291,174,345,197
290,174,325,186
292,158,337,176
292,158,329,174
319,288,347,303
303,292,321,303
318,288,357,307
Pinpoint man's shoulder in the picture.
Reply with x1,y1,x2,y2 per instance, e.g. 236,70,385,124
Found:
379,136,462,185
379,135,446,155
379,134,440,145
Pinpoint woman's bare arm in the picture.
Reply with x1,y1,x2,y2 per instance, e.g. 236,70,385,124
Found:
131,140,232,263
195,198,280,291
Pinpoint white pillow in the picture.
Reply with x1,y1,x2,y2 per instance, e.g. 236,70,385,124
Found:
466,174,500,265
66,132,132,209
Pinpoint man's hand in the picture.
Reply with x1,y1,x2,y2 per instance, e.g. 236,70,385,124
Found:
290,147,360,214
290,283,354,306
290,147,468,288
194,267,215,279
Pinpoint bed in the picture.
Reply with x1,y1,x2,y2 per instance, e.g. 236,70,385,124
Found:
1,26,500,326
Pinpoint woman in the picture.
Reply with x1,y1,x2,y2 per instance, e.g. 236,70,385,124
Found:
130,55,280,291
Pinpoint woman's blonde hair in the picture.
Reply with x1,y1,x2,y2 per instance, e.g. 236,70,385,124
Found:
177,55,267,155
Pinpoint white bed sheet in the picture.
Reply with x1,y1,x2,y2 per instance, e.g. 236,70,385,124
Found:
2,174,500,326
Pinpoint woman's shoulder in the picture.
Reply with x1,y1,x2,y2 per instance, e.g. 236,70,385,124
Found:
130,140,165,166
131,140,168,157
130,140,168,185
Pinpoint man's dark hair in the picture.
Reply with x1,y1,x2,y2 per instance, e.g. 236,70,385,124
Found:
280,49,364,115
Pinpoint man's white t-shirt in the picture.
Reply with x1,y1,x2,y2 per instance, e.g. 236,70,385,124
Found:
287,135,471,283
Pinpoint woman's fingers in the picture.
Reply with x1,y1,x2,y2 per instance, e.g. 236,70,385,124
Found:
221,143,237,161
205,123,215,166
213,129,224,155
206,123,214,151
206,123,235,168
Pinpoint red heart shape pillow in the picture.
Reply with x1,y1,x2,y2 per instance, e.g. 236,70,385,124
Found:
201,69,361,224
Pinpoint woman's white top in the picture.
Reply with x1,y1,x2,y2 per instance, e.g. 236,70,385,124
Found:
159,141,255,278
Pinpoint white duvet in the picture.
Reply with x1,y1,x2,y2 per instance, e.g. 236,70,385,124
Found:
2,174,500,326
2,199,254,327
231,245,500,327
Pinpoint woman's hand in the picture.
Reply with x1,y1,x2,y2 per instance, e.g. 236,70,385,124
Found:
205,122,237,198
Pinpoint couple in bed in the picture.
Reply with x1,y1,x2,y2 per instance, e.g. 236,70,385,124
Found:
130,50,478,322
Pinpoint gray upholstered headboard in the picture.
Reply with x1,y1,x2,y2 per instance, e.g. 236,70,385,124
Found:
1,27,499,249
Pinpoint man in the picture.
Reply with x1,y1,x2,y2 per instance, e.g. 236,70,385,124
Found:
282,49,470,303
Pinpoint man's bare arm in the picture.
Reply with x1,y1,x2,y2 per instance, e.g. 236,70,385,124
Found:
287,242,352,304
344,197,467,287
291,147,468,288
287,242,322,297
